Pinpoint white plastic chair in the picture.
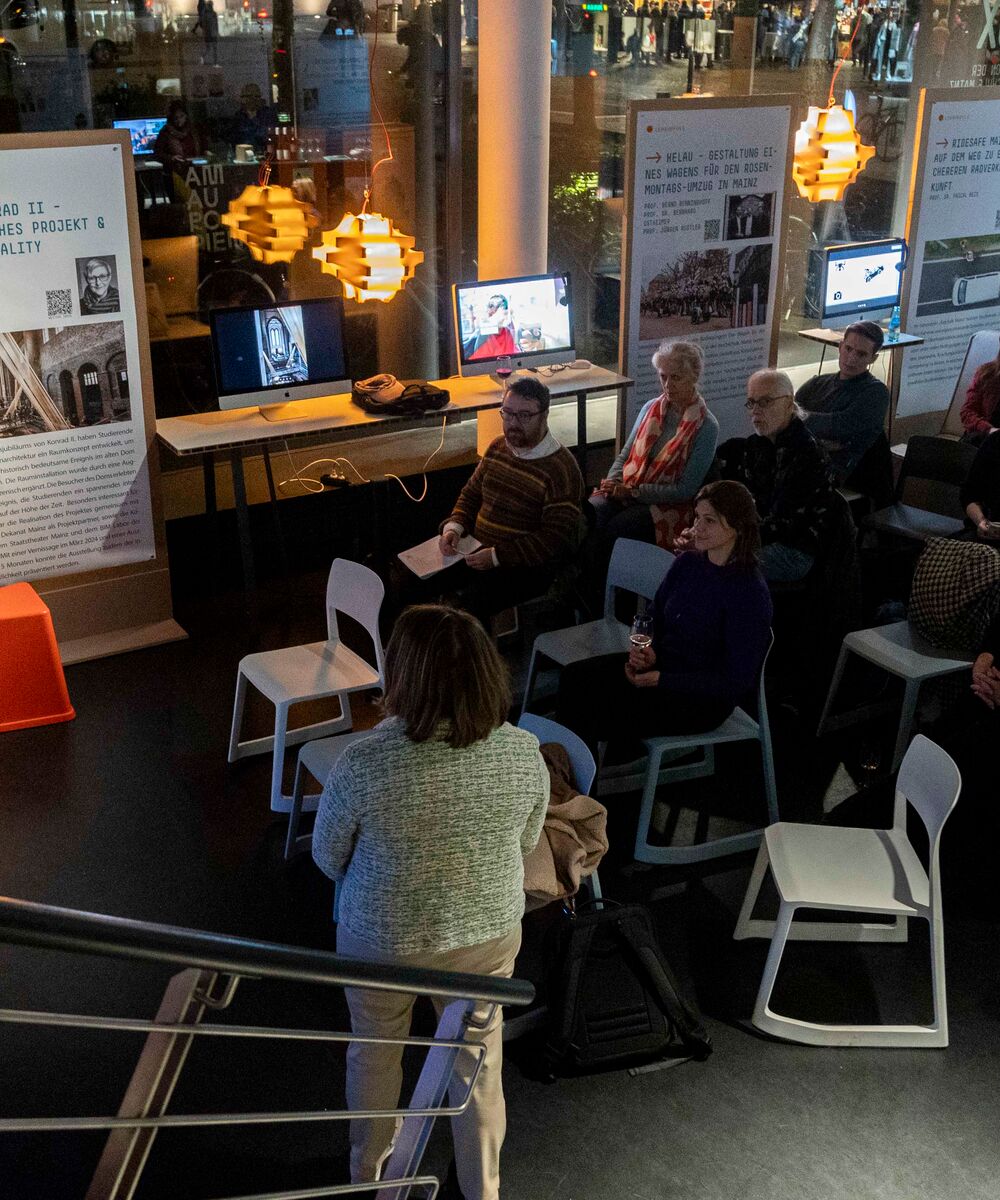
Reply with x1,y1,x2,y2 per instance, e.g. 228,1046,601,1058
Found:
817,620,976,772
520,538,674,714
599,638,778,866
228,558,385,813
733,734,961,1047
518,713,602,900
284,729,374,860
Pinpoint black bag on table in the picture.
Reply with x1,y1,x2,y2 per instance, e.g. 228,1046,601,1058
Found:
543,898,711,1075
351,374,449,416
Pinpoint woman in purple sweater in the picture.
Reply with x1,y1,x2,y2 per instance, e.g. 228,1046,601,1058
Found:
556,480,772,750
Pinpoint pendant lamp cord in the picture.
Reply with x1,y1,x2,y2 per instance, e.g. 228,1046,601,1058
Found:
363,0,395,214
827,10,866,107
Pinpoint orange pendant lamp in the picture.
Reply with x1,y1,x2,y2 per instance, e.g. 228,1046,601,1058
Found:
792,15,875,204
313,206,424,304
222,166,319,264
792,103,875,203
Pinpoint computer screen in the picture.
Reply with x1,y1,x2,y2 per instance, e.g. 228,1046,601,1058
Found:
210,297,350,417
453,273,575,377
114,117,168,157
822,239,907,321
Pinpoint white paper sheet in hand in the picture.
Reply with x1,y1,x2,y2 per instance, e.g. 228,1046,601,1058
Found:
397,534,482,580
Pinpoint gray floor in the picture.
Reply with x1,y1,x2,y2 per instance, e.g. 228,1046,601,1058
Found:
1,525,998,1199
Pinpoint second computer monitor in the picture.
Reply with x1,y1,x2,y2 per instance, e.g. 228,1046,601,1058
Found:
453,273,574,377
821,239,907,323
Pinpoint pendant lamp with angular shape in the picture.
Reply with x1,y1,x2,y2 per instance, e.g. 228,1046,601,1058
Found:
222,183,319,264
313,209,424,304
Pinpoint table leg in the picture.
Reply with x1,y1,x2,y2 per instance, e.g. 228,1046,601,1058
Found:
576,389,588,475
262,445,290,577
230,447,257,595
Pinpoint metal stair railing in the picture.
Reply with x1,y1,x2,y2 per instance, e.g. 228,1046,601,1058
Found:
0,895,534,1200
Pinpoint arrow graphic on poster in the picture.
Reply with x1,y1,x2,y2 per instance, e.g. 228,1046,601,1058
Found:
646,152,662,162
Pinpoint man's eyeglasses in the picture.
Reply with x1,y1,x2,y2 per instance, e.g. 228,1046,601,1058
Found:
499,406,542,424
744,394,791,411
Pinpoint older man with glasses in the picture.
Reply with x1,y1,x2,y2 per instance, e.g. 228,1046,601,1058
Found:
705,368,837,583
432,376,584,624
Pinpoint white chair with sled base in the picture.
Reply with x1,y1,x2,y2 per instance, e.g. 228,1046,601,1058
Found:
520,538,674,715
733,734,961,1048
600,639,778,866
228,558,385,813
284,729,374,860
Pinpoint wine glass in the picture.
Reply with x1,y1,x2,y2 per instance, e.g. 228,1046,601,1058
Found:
495,355,513,387
630,611,653,651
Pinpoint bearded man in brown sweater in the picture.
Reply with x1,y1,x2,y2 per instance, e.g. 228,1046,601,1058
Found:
435,376,584,624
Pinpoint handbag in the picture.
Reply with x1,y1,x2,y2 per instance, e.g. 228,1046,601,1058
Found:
351,374,449,416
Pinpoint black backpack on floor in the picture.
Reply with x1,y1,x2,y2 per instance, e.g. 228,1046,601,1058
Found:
544,898,711,1075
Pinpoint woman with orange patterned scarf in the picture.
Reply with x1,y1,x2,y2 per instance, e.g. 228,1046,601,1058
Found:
589,340,718,551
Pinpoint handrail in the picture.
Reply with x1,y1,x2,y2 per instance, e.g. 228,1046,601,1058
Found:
0,896,534,1008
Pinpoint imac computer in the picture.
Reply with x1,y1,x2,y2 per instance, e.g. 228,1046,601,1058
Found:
453,273,575,377
210,297,351,421
114,117,168,157
821,238,907,323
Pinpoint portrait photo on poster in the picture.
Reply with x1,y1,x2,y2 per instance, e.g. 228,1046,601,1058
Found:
915,234,1000,317
640,245,772,338
0,322,131,438
76,254,121,316
725,192,775,241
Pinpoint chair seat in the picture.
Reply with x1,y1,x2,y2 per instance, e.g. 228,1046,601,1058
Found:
298,729,375,786
532,617,631,667
843,621,976,680
644,706,759,753
240,641,380,705
863,503,964,542
765,822,928,914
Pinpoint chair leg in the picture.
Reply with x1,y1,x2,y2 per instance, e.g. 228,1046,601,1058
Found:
816,644,850,737
928,911,949,1046
891,679,921,773
285,757,310,860
227,670,249,764
633,745,664,863
270,702,290,813
733,840,773,940
520,649,541,716
759,726,779,826
753,901,795,1033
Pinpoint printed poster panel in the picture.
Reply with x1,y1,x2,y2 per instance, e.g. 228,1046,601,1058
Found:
0,140,156,584
620,97,793,440
898,91,1000,418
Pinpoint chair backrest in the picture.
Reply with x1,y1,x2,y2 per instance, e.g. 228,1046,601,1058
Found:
893,734,962,852
326,558,386,680
896,435,978,518
940,330,1000,439
518,713,597,795
603,538,675,620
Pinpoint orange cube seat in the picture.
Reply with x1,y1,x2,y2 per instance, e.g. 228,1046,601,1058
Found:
0,582,75,733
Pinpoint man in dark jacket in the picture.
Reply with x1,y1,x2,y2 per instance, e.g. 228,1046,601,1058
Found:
711,368,837,582
795,320,890,483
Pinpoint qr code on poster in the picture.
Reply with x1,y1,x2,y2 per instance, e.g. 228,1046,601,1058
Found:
704,219,721,241
46,289,73,319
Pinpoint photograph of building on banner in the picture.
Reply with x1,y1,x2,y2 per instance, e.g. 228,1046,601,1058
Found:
0,322,130,440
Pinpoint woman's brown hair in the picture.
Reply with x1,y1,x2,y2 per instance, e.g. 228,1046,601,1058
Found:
974,347,1000,389
694,480,762,569
382,604,511,748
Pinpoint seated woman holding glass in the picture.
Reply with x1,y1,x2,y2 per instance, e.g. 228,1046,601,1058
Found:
590,339,719,550
557,480,772,752
312,604,549,1200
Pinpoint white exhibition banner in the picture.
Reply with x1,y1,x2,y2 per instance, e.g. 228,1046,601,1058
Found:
0,140,155,585
898,90,1000,418
620,97,793,440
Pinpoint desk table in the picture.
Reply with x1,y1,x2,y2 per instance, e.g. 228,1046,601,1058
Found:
156,365,631,592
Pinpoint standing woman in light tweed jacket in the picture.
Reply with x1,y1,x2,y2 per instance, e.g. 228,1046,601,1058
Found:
312,604,549,1200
